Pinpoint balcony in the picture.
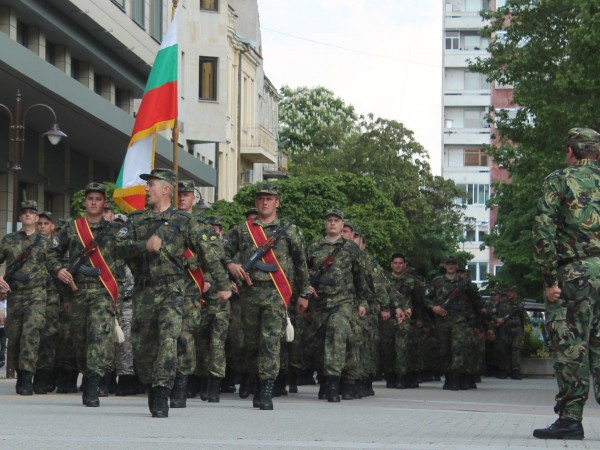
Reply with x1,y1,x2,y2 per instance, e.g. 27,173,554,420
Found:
444,128,491,146
240,125,277,164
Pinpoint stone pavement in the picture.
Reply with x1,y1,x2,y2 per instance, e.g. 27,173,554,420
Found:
0,375,599,449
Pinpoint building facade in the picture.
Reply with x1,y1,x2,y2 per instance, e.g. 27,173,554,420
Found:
0,0,281,234
442,0,509,285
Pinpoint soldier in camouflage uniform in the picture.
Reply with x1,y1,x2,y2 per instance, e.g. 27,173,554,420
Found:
532,127,600,440
34,211,60,393
0,200,59,395
492,286,528,380
300,209,370,402
53,183,126,407
225,184,310,410
424,255,483,391
121,169,232,418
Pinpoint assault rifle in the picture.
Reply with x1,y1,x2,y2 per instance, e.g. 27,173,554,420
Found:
67,224,114,277
242,221,293,274
3,234,41,284
496,308,520,328
439,277,472,310
310,241,345,288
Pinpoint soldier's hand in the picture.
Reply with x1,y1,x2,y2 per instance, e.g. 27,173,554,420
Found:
203,281,211,293
217,290,232,301
545,285,561,303
432,305,447,317
0,276,9,293
146,234,163,252
297,297,309,314
379,310,391,321
496,318,504,326
405,308,413,319
358,306,366,317
308,286,317,298
227,262,249,283
395,308,406,323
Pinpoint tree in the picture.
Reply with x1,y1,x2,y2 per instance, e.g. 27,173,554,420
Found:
469,0,600,296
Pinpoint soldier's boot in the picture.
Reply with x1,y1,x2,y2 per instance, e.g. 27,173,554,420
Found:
19,371,34,396
347,380,359,400
385,372,397,388
33,369,50,394
238,373,253,399
395,373,408,389
442,372,460,391
299,370,316,385
272,372,288,397
420,370,434,382
318,378,327,400
533,418,584,440
327,376,341,402
468,374,478,389
108,371,118,394
459,373,471,390
82,374,100,407
98,372,110,397
496,371,507,379
186,374,200,398
199,377,209,401
221,367,236,393
510,371,522,380
408,372,420,389
79,374,86,392
252,380,261,408
259,379,275,410
365,377,375,396
67,370,80,393
288,371,298,393
147,388,154,414
115,375,135,396
55,369,67,393
207,376,221,403
169,373,188,408
151,386,170,418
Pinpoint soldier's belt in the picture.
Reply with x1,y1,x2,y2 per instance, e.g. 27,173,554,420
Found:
136,274,182,289
75,281,104,290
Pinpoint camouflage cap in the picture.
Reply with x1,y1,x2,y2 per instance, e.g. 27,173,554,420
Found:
244,207,258,218
205,215,223,226
444,255,458,264
343,220,355,231
178,179,195,192
38,211,54,222
19,200,38,213
353,226,364,237
325,209,344,220
103,200,114,211
114,213,128,223
140,168,176,186
84,182,106,196
255,183,278,196
567,127,600,151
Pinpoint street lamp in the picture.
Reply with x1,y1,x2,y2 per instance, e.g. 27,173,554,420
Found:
0,89,67,231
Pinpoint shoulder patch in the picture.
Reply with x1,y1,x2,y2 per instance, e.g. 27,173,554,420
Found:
51,237,60,248
202,233,208,241
117,227,129,238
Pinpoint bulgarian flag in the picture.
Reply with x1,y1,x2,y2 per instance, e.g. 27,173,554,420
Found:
113,8,179,212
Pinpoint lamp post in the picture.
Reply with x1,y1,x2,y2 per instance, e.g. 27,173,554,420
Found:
0,89,67,378
0,89,67,232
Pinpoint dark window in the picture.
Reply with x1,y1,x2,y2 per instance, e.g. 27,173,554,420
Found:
150,0,163,41
94,74,102,95
46,42,56,65
71,58,80,80
464,148,488,166
112,0,126,10
132,0,145,28
17,21,29,48
199,57,218,101
200,0,219,11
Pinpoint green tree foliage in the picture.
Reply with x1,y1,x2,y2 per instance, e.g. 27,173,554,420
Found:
469,0,600,296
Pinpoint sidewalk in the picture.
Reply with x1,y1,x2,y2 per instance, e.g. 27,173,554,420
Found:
0,376,599,449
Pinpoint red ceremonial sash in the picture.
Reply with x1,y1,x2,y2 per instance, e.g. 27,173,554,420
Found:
183,248,206,294
245,219,293,306
74,217,119,304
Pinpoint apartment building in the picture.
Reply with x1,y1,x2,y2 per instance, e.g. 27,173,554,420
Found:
443,0,509,285
0,0,281,234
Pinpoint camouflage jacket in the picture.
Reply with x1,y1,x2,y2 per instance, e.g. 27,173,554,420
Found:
491,298,528,330
305,236,369,308
0,230,58,291
387,271,422,313
225,217,310,297
533,159,600,288
123,207,230,291
360,254,392,311
424,274,483,324
52,217,125,287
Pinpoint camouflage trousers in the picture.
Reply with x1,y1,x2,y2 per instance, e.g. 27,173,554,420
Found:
288,303,307,374
305,302,358,378
131,280,184,389
194,297,230,378
225,295,244,374
70,286,115,378
546,258,600,421
494,326,522,375
176,289,202,376
434,313,474,373
379,316,397,375
115,297,134,376
36,289,60,371
239,281,286,380
356,307,379,378
55,297,77,372
5,288,46,372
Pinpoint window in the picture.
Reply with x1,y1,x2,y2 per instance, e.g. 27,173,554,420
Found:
46,41,56,65
199,57,217,101
200,0,219,11
94,74,103,95
112,0,125,9
150,0,163,41
445,31,459,50
464,109,486,128
71,58,81,80
464,148,488,166
468,262,489,284
132,0,145,28
455,183,490,205
17,21,29,48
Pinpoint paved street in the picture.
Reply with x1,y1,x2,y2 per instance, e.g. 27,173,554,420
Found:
0,373,599,449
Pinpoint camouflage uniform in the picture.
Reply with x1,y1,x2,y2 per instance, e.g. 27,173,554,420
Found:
492,291,528,379
115,264,135,378
532,128,600,426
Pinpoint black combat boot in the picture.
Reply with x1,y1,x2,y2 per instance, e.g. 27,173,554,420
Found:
82,374,100,407
533,418,584,440
318,378,327,400
207,376,221,403
510,371,522,380
385,372,397,389
365,377,375,396
152,386,170,418
252,380,261,408
442,372,460,391
170,373,188,408
33,369,50,394
272,372,288,397
221,367,236,393
259,379,275,410
327,376,341,403
238,373,253,399
15,370,23,395
115,374,136,396
342,380,355,400
199,377,209,401
407,372,420,389
19,370,34,396
147,388,154,414
459,373,470,390
395,373,408,389
288,371,298,393
98,372,110,397
186,374,200,398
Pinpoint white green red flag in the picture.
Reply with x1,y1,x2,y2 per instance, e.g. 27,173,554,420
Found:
113,9,179,212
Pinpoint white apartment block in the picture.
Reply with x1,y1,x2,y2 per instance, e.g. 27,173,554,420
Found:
0,0,281,233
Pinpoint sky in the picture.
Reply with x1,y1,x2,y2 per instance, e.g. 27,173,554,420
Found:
257,0,443,174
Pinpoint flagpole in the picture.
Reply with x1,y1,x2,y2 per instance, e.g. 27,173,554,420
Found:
172,0,179,205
